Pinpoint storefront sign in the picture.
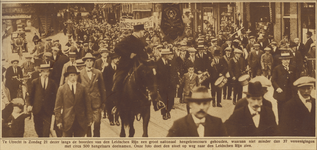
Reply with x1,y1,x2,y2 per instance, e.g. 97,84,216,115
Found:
119,17,153,29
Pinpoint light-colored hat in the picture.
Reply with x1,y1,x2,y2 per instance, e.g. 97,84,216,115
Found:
293,76,315,87
161,49,173,55
279,53,293,59
253,43,260,47
44,52,52,57
211,38,217,42
234,49,243,54
186,86,213,102
52,47,59,51
24,53,33,59
197,45,205,50
225,47,232,51
39,64,51,70
68,52,77,57
82,53,96,61
187,47,197,53
264,47,271,51
100,48,109,53
10,56,20,63
11,98,24,106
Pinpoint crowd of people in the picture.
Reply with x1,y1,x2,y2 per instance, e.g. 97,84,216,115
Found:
2,10,316,137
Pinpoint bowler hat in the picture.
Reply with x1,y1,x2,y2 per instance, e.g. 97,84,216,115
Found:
64,66,80,77
243,81,266,97
186,86,213,102
82,53,96,61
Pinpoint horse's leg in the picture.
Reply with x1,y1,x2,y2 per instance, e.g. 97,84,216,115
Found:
128,112,135,137
142,106,150,137
119,114,126,137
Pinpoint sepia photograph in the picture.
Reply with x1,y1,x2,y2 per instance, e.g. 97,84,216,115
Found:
1,1,316,149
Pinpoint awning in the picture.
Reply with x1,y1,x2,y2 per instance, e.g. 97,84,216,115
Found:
2,14,31,20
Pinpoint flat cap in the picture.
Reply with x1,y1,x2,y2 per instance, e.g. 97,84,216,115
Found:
293,76,315,87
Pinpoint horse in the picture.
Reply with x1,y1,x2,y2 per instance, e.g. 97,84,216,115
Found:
110,60,164,137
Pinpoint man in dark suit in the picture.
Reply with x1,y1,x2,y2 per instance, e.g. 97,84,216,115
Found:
26,64,58,137
209,49,227,107
248,43,264,78
290,43,304,77
225,81,278,136
103,53,120,125
195,45,209,73
229,49,246,104
94,48,110,71
42,52,55,68
80,53,106,137
167,86,227,137
279,76,315,136
304,31,314,57
271,52,297,124
156,49,174,120
50,47,60,62
54,66,93,137
221,38,233,56
293,38,306,60
5,58,23,99
113,24,148,96
222,47,233,100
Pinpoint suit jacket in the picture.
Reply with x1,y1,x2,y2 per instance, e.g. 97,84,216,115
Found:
181,73,198,96
26,77,57,115
175,56,187,77
296,43,306,59
208,57,228,84
248,50,264,68
51,54,69,86
271,64,297,101
304,38,313,56
79,68,106,109
279,94,315,136
94,58,110,71
228,57,245,80
156,58,171,91
50,54,60,62
195,52,209,73
54,83,93,132
21,62,35,76
290,51,303,77
5,66,23,97
225,105,278,136
103,64,116,96
167,114,227,137
75,47,86,60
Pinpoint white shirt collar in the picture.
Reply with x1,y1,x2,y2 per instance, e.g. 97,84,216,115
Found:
298,91,311,104
248,104,261,115
191,114,206,124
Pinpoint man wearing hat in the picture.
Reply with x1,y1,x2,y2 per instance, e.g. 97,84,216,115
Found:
75,59,86,71
306,43,315,77
304,31,314,54
289,42,304,77
21,54,35,77
156,48,175,120
248,43,264,78
209,38,221,58
225,81,278,136
279,76,315,136
257,36,267,50
222,47,233,100
292,38,306,59
261,47,273,78
45,39,53,53
5,58,23,99
113,24,148,94
94,48,110,71
59,52,77,86
103,53,120,124
51,47,60,62
54,66,93,137
221,37,233,55
208,49,227,107
74,40,85,60
167,86,227,137
195,45,209,75
26,64,58,137
271,52,297,124
31,39,45,64
228,49,246,105
80,53,106,137
42,52,54,68
53,40,62,51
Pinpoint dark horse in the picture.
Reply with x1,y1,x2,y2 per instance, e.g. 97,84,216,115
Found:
110,60,163,137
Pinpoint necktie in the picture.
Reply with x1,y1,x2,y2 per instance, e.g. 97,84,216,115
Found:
306,99,312,103
113,65,116,70
251,111,260,117
43,78,46,89
197,124,204,137
72,84,75,95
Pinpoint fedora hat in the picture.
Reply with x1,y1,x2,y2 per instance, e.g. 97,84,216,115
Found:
82,53,96,61
75,59,85,67
186,86,213,102
64,66,80,77
243,81,266,97
110,53,120,60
